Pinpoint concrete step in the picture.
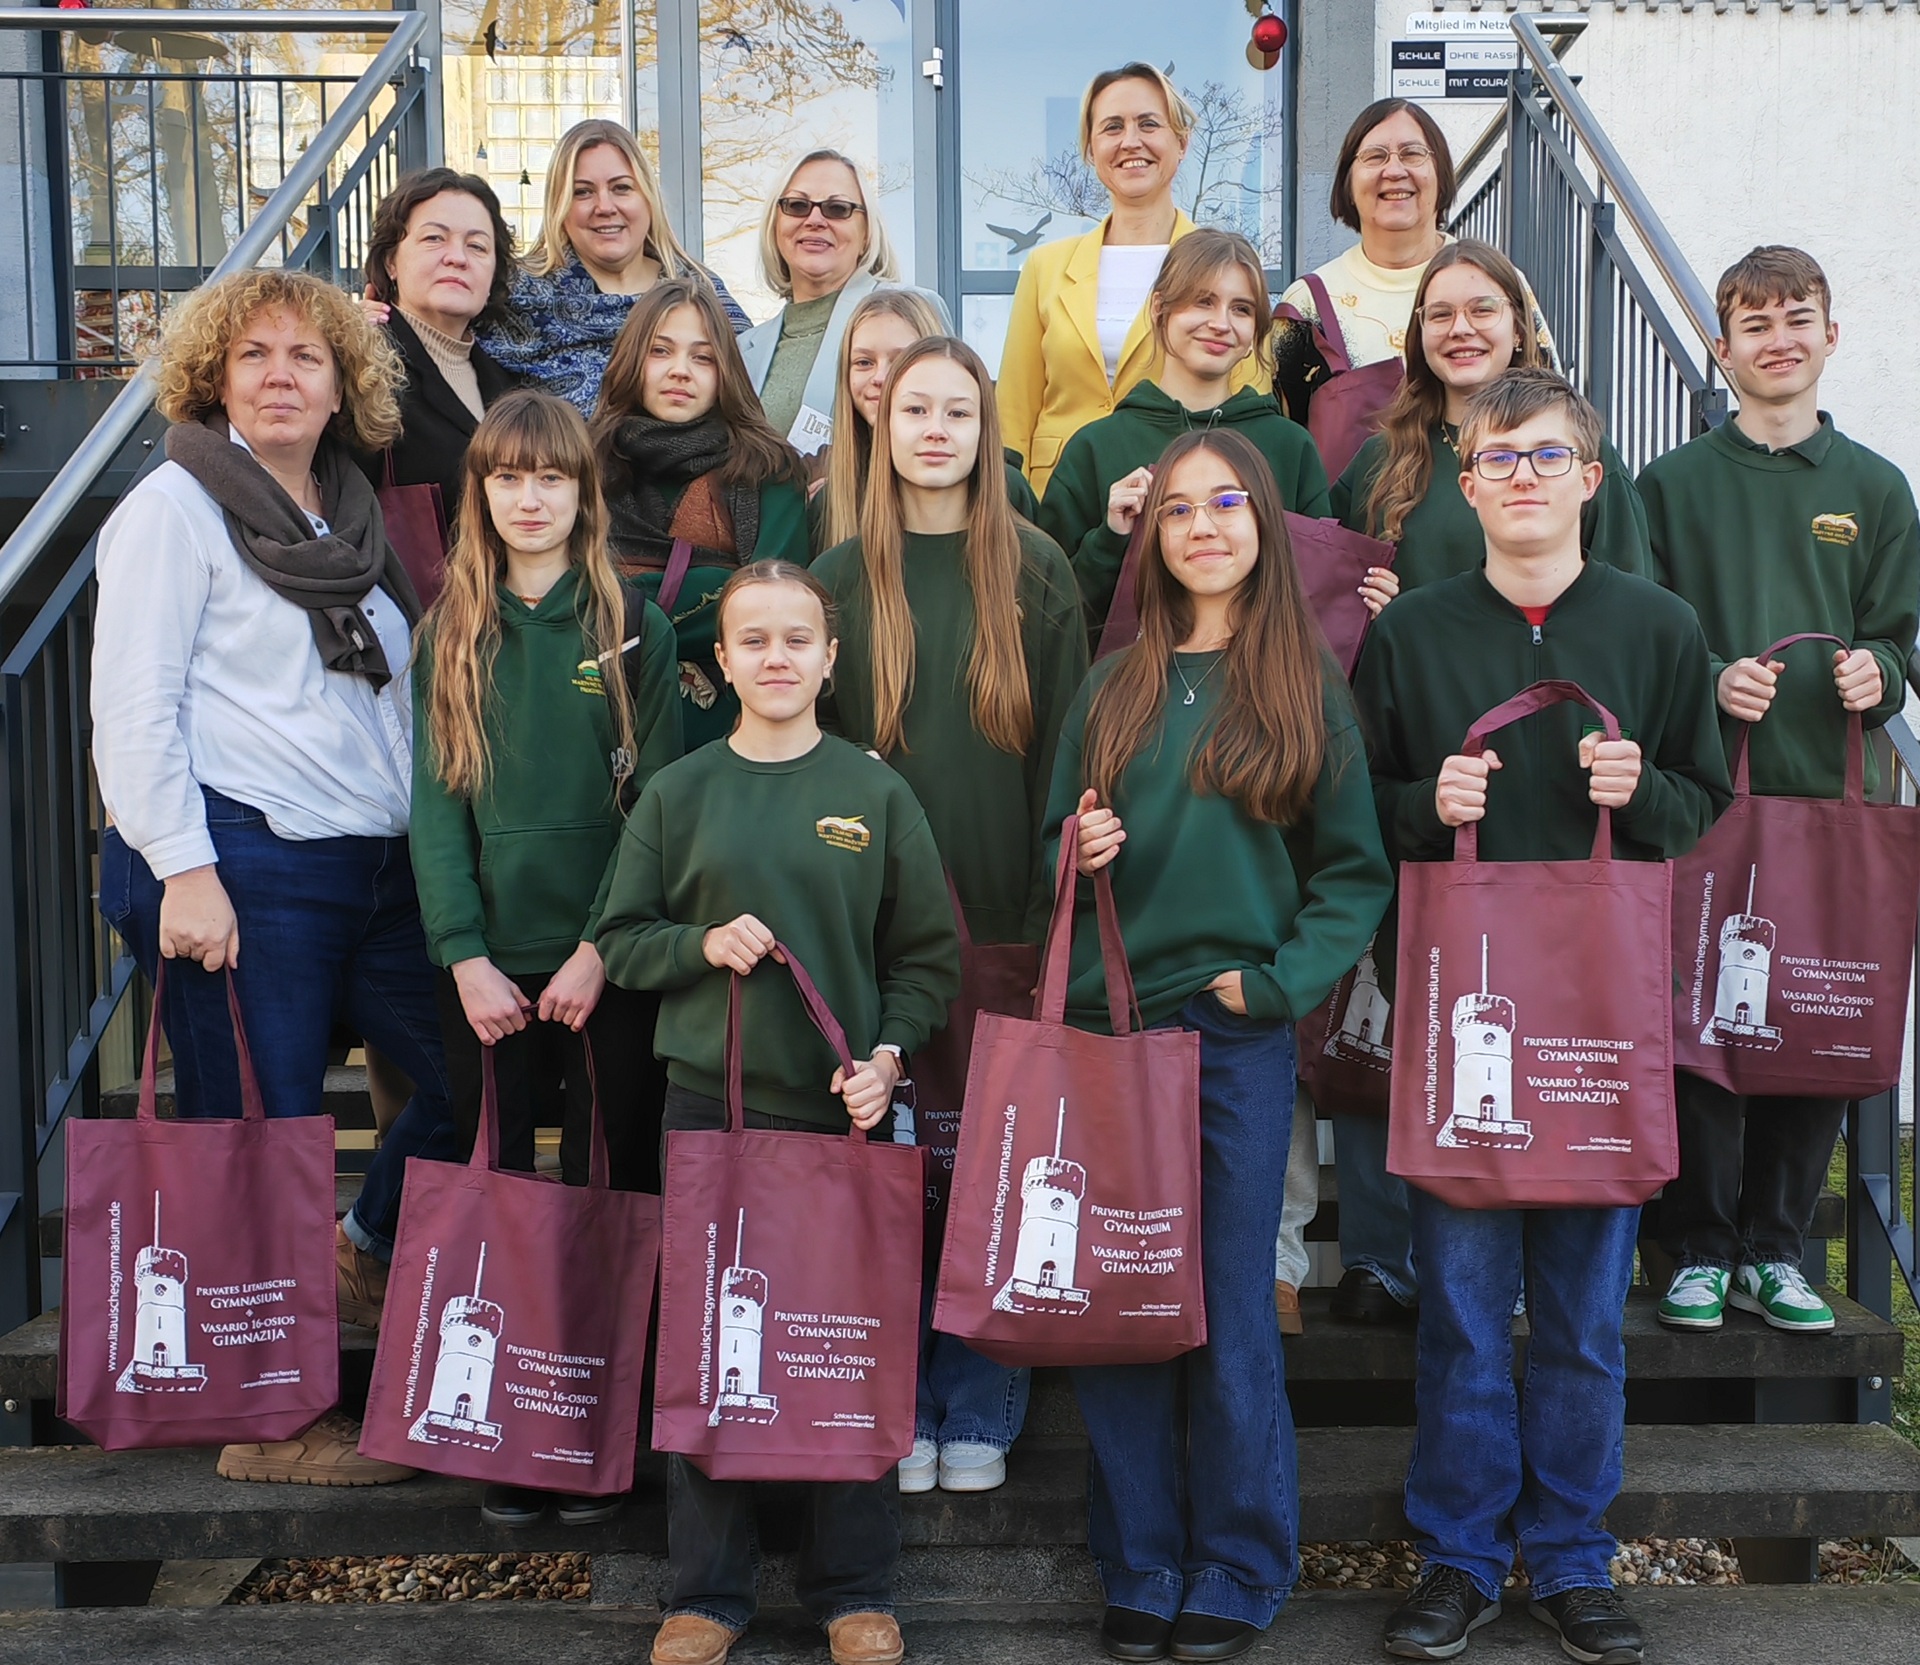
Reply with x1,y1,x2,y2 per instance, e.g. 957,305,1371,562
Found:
4,1586,1920,1664
3,1423,1918,1564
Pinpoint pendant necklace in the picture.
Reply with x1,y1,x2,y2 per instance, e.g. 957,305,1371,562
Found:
1172,651,1224,707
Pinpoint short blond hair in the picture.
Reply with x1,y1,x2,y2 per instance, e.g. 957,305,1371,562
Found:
757,149,898,302
1078,62,1196,159
1457,367,1602,468
154,269,402,452
530,119,693,281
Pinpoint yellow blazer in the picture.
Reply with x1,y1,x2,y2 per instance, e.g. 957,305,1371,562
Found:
996,211,1270,496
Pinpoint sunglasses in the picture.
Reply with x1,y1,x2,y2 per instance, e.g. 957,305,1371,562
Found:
776,194,866,222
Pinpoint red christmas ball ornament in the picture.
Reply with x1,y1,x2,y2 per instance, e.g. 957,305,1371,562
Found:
1252,12,1287,54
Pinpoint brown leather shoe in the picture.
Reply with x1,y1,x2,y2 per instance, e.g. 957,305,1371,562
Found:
650,1613,740,1665
216,1410,416,1485
336,1222,388,1329
828,1611,905,1665
1274,1280,1304,1336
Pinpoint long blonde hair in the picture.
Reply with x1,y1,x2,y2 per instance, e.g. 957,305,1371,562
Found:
423,389,636,800
528,120,694,281
757,148,899,301
857,337,1033,757
820,288,947,551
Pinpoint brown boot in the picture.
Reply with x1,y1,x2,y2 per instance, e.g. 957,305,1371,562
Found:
650,1613,740,1665
828,1612,905,1665
216,1410,416,1485
1274,1280,1304,1336
336,1222,388,1329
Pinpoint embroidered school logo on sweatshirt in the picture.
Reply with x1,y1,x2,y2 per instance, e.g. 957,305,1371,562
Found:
1811,512,1860,547
815,815,872,853
571,658,607,696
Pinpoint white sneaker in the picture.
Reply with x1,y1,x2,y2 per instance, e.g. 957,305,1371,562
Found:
898,1437,938,1494
1657,1263,1730,1330
937,1441,1007,1492
1728,1261,1835,1331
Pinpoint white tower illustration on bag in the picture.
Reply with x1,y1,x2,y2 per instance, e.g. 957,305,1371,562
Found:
410,1243,505,1450
993,1098,1091,1316
116,1192,207,1394
1440,936,1533,1151
1703,866,1785,1051
1325,936,1392,1066
710,1209,779,1427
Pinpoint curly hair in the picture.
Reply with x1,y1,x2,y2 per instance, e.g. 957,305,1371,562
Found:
154,269,404,451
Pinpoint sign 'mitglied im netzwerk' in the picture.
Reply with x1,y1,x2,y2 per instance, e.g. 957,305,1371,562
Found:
1390,12,1520,102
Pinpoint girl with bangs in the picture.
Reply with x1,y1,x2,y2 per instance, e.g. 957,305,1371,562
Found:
1044,429,1390,1661
593,277,810,748
409,394,681,1517
812,336,1087,1497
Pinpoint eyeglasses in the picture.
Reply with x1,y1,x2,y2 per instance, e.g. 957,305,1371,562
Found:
1468,445,1581,481
776,194,866,222
1156,490,1252,531
1418,295,1509,330
1355,143,1434,170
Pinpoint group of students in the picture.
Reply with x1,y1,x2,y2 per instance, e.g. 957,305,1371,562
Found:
85,56,1919,1665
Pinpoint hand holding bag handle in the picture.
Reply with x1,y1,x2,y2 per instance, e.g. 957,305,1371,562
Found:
474,1039,612,1189
1038,812,1143,1036
1455,679,1624,864
723,946,865,1140
1727,632,1865,804
139,964,266,1122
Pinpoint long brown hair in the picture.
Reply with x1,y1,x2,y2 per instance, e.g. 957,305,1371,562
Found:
423,389,635,800
1148,228,1274,385
820,288,947,551
591,277,804,496
857,336,1032,757
1362,241,1544,542
1083,430,1327,826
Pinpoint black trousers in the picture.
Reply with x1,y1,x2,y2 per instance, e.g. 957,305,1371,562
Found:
1656,1071,1847,1270
434,968,666,1193
658,1083,900,1627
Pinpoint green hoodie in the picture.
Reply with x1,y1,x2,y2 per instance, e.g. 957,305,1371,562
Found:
1331,427,1649,590
1638,415,1919,800
1038,381,1333,633
410,570,683,974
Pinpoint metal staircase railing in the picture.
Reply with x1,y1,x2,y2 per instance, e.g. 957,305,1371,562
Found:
0,9,428,1346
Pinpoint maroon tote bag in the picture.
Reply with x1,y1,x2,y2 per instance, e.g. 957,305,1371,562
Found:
359,1045,659,1495
1672,632,1920,1098
1281,273,1405,480
58,970,339,1450
653,950,923,1483
1387,682,1678,1210
933,818,1205,1368
1295,919,1396,1118
377,450,450,610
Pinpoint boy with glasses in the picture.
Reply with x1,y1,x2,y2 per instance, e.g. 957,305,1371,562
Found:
1640,247,1920,1335
1354,368,1729,1662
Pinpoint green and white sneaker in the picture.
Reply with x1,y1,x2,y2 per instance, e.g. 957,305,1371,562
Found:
1728,1262,1835,1332
1657,1263,1731,1330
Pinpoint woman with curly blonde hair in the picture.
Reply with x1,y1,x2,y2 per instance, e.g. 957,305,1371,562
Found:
94,269,458,1489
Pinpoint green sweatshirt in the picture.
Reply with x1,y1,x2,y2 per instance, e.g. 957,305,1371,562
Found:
1040,661,1392,1032
595,734,962,1126
807,451,1039,556
1037,381,1333,633
1353,561,1731,866
1638,415,1920,800
410,571,683,974
1332,428,1649,590
813,524,1088,944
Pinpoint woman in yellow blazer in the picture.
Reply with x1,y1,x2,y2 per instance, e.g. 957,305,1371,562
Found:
997,62,1269,496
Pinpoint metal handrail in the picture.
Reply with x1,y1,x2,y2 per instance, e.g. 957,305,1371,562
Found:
0,8,425,607
1452,16,1584,187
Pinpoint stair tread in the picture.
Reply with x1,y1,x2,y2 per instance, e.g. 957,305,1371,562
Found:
3,1585,1919,1664
98,1066,375,1127
2,1423,1916,1561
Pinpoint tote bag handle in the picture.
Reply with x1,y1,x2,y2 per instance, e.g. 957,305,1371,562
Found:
473,1037,612,1190
656,537,696,615
723,946,863,1141
1726,632,1865,805
1095,518,1150,663
1037,814,1143,1036
138,964,265,1122
1456,679,1623,864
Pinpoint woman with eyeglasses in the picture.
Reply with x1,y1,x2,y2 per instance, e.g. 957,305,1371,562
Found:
998,62,1270,499
738,148,950,461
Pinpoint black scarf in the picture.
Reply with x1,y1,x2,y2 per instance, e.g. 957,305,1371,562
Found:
605,412,761,572
165,415,422,688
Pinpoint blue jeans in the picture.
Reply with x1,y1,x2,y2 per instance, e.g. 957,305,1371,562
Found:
100,792,455,1259
1404,1191,1638,1601
1072,994,1300,1628
917,1293,1031,1450
1332,1110,1418,1303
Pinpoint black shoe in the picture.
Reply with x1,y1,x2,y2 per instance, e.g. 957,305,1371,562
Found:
1329,1266,1417,1326
480,1484,552,1527
1169,1612,1263,1661
1100,1606,1175,1662
1383,1565,1499,1659
1528,1587,1644,1664
555,1490,627,1526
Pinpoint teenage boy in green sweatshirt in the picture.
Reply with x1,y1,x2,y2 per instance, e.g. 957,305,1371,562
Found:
1639,246,1920,1336
1355,368,1730,1665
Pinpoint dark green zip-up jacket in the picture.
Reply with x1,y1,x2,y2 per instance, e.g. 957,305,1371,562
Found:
1353,560,1731,866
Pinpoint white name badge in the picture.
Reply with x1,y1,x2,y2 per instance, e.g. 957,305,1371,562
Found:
788,402,834,457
